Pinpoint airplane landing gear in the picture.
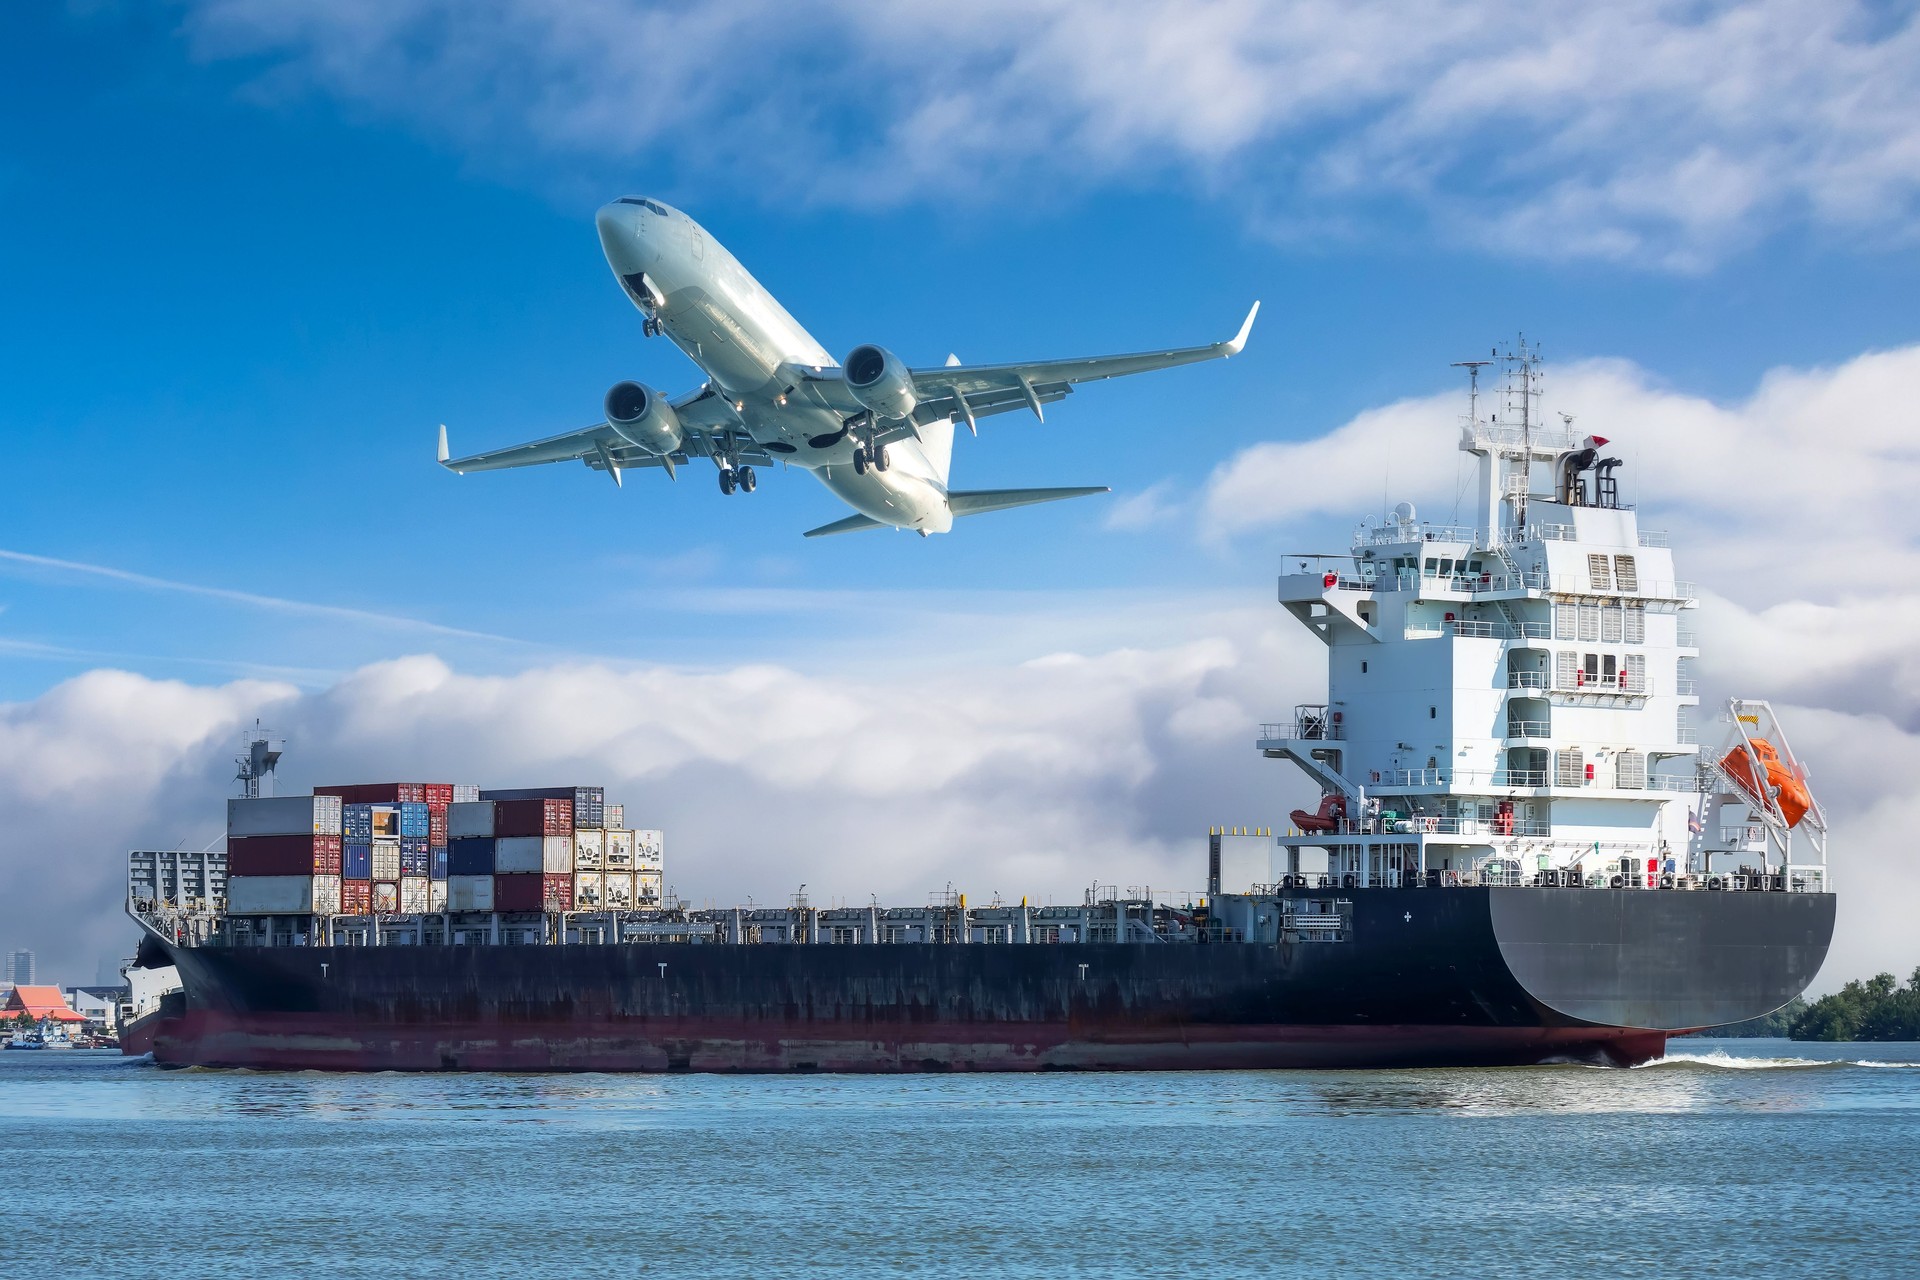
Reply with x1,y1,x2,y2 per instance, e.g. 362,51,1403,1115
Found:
871,444,890,472
737,465,757,493
718,467,736,495
852,447,870,476
643,317,662,338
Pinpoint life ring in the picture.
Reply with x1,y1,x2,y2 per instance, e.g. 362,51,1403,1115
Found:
1323,571,1339,589
1707,876,1724,891
1341,873,1358,890
1660,873,1675,889
1609,874,1624,889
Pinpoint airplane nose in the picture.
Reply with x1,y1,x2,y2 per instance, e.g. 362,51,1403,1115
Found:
596,202,647,271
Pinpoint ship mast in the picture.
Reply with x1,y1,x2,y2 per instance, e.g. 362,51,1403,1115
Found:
235,722,283,799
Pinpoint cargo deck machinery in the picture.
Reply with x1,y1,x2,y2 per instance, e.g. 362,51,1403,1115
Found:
123,344,1834,1072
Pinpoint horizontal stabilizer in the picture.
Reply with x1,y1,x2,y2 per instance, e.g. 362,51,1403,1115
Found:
947,486,1110,517
802,512,888,538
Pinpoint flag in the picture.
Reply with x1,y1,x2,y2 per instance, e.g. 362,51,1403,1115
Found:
1687,809,1704,835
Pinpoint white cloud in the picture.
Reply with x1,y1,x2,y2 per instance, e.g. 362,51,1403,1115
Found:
176,0,1920,266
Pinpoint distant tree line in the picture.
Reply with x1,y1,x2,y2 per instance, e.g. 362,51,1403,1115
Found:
1787,970,1920,1042
1682,997,1807,1038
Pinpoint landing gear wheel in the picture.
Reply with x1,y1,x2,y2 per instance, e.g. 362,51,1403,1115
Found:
643,317,661,338
872,444,890,472
737,465,757,493
718,468,736,495
852,448,869,476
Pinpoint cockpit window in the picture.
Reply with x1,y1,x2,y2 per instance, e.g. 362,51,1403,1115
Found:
615,197,671,216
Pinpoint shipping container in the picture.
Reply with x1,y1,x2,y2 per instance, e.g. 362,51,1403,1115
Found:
492,798,573,838
636,872,662,904
343,803,374,841
399,876,431,914
606,829,635,870
481,785,603,830
400,837,431,877
428,809,449,846
227,834,343,878
574,873,604,909
228,875,328,915
399,802,430,838
448,801,495,839
494,836,573,875
317,783,442,805
340,878,372,915
446,874,494,912
603,872,635,909
344,843,372,880
373,881,400,914
227,795,343,838
430,846,449,880
312,874,343,915
424,783,456,807
452,783,480,804
494,873,572,913
635,829,664,860
428,879,448,912
605,803,624,829
369,806,400,839
447,838,496,877
574,828,606,871
371,840,401,882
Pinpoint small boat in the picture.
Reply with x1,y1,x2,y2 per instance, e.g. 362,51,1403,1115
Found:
1721,738,1812,828
4,1018,76,1050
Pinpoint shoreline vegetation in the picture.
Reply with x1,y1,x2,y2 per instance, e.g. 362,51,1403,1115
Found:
1685,970,1920,1041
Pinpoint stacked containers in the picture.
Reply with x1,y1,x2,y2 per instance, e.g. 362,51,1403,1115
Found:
635,829,664,904
447,801,496,912
492,797,573,912
573,828,605,913
601,829,633,911
342,803,374,908
225,795,344,915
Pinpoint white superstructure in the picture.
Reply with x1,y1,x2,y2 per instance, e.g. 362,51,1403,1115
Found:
1260,342,1827,892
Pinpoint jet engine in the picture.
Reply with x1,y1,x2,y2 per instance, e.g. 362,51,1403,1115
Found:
843,344,918,420
603,381,684,456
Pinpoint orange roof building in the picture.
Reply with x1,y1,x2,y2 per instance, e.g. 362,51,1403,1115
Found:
5,985,86,1023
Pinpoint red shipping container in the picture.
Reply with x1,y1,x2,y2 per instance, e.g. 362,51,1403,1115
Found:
340,879,372,914
493,798,573,838
227,834,342,876
428,809,449,845
494,873,572,912
424,784,455,807
317,783,442,804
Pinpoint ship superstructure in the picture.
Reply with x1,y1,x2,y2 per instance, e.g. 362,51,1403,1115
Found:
1259,342,1828,896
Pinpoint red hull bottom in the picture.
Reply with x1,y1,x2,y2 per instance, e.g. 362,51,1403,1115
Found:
152,1012,1667,1072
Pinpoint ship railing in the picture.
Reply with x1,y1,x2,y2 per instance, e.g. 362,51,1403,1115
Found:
1638,530,1670,547
1644,775,1697,793
1505,719,1552,738
1428,620,1551,640
1676,678,1698,695
1353,521,1477,547
1676,627,1699,647
1471,424,1577,454
1508,671,1550,689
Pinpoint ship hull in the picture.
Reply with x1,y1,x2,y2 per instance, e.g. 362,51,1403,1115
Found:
146,888,1835,1072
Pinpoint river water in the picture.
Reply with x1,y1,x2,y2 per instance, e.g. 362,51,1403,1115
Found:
6,1040,1915,1278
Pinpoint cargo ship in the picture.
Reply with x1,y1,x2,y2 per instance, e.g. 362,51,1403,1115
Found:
125,343,1834,1071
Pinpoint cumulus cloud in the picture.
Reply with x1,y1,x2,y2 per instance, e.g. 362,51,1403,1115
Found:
1,620,1318,981
175,0,1920,267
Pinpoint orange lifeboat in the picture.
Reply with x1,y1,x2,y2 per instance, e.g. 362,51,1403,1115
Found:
1720,738,1811,828
1291,793,1347,834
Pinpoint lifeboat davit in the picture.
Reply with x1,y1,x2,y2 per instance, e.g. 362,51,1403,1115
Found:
1720,738,1811,828
1291,793,1347,834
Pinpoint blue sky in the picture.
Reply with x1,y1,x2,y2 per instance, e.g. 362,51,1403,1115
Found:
5,2,1920,980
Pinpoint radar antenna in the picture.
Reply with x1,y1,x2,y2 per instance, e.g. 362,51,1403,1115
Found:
1451,359,1492,426
235,720,284,799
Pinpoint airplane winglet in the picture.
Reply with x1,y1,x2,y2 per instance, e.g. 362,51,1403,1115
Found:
437,424,450,465
1223,301,1260,356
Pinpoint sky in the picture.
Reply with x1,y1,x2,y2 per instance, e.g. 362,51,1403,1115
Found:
4,0,1920,988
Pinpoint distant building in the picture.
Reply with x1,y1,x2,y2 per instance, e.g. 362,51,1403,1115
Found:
4,985,85,1026
64,986,126,1031
3,950,33,986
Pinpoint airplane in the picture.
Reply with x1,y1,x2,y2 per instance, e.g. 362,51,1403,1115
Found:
438,196,1258,537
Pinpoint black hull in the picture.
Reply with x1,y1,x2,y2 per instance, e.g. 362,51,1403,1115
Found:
147,888,1835,1071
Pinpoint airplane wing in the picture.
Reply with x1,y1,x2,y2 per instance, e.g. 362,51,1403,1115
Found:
437,387,773,484
805,303,1258,442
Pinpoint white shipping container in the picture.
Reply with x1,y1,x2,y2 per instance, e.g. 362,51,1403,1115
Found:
429,880,448,912
574,872,604,908
574,828,606,871
605,803,624,828
227,795,344,838
453,783,481,804
313,874,342,915
605,829,635,870
494,835,574,874
447,875,494,912
400,876,431,914
634,830,663,865
373,881,400,914
227,875,324,915
636,872,662,904
371,839,402,881
447,801,496,839
603,872,634,908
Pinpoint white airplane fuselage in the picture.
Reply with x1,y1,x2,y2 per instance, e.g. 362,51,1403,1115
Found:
595,199,957,534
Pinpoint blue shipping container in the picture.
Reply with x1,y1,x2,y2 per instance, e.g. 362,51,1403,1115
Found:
399,802,430,838
430,846,449,880
400,838,431,876
344,843,373,879
343,803,374,841
448,837,495,876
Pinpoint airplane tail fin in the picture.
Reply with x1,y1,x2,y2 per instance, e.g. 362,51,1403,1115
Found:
946,487,1109,518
